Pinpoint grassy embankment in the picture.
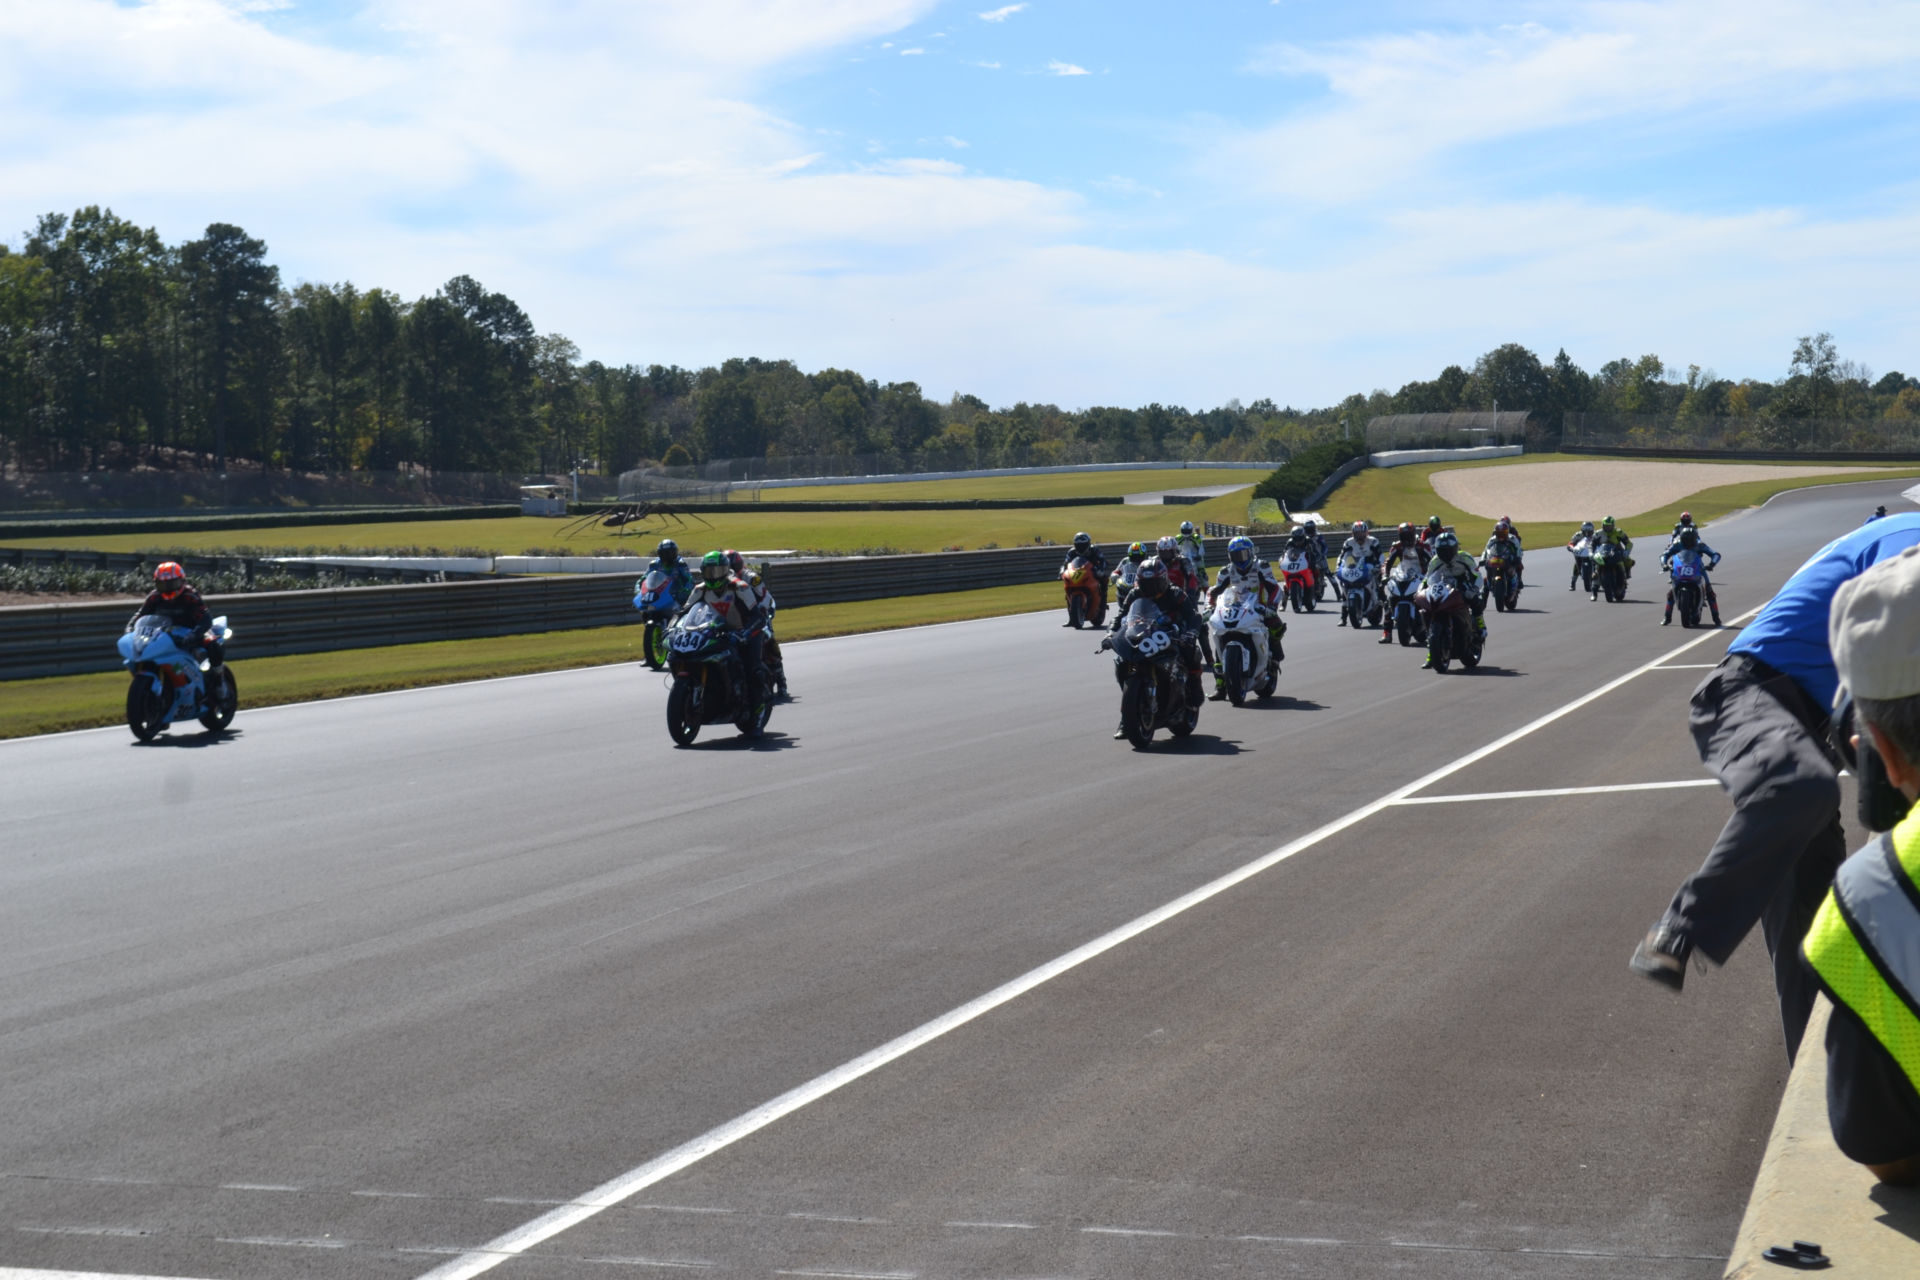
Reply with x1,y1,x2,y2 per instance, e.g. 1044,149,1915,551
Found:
0,579,1063,740
0,476,1264,560
1318,453,1920,539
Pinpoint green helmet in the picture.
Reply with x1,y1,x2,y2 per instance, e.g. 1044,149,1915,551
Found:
1427,515,1442,529
1127,541,1147,562
1602,515,1616,528
700,549,728,582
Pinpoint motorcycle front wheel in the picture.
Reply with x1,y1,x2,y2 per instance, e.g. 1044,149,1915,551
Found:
666,679,701,745
643,622,668,670
198,668,238,731
126,679,166,741
1224,644,1247,706
1120,672,1156,749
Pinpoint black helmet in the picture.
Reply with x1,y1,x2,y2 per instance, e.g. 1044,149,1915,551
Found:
1136,556,1169,598
1679,529,1699,549
1303,519,1317,533
1397,522,1415,543
1435,531,1459,563
1427,515,1442,530
1287,528,1306,545
656,538,679,563
1072,532,1092,551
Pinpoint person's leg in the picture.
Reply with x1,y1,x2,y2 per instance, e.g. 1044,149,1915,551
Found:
1759,810,1846,1059
1705,579,1723,624
1663,586,1674,624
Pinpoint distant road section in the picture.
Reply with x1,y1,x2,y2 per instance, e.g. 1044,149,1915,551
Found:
1432,460,1869,521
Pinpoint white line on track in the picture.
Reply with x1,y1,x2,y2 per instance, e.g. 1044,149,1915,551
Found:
0,1271,227,1280
1649,663,1718,670
1392,779,1720,805
414,604,1756,1280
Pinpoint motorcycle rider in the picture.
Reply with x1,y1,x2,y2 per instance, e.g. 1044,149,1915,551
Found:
1419,514,1445,551
1062,532,1111,614
1670,510,1697,541
1599,515,1634,579
1111,555,1207,738
1482,523,1524,604
1335,520,1384,627
1158,535,1213,667
1491,516,1524,588
1660,528,1724,626
1377,523,1430,643
129,561,223,668
724,549,788,698
687,550,770,712
1174,519,1208,589
1567,521,1597,590
647,538,694,606
1420,531,1486,669
1205,534,1286,697
1109,541,1148,615
1300,518,1331,590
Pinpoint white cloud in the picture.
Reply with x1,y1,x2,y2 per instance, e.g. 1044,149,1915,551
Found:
975,60,1001,68
1047,59,1089,76
943,135,970,148
978,3,1026,21
900,46,924,55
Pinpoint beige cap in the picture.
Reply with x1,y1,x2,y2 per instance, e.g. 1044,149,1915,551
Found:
1831,543,1920,700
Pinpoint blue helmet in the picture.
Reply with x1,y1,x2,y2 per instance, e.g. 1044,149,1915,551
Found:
1227,535,1255,569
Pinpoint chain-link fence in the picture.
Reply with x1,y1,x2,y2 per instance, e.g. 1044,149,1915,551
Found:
0,470,624,515
1365,412,1532,451
1563,413,1920,457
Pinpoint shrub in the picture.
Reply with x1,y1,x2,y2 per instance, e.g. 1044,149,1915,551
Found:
1252,439,1369,508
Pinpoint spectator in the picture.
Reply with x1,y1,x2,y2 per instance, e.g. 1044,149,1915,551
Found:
1630,513,1920,1058
1801,545,1920,1184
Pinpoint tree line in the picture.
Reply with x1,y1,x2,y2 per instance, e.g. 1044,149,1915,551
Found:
2,206,1914,479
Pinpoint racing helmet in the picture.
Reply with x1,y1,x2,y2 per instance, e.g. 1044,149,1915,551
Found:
1351,521,1367,538
1156,535,1179,556
1602,515,1616,529
1072,532,1092,552
1434,532,1460,563
1678,529,1699,550
1135,556,1169,598
1396,521,1415,543
1581,520,1595,533
1427,515,1442,530
1179,520,1195,537
1677,511,1693,528
699,550,728,583
724,549,746,575
153,561,186,599
1303,519,1318,534
655,538,679,564
1126,540,1147,563
1228,535,1255,569
1286,528,1307,545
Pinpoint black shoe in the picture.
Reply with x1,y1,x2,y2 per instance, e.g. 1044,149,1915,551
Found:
1377,634,1392,643
1113,727,1128,740
1711,613,1723,626
1661,614,1672,626
1630,921,1692,991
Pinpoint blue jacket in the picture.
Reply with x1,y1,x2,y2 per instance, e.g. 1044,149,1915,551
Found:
647,557,694,603
1728,513,1920,710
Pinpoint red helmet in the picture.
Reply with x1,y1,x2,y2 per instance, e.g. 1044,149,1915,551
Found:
1678,511,1693,526
723,548,744,575
154,561,186,599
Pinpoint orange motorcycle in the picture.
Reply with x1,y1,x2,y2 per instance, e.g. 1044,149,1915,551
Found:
1061,556,1106,629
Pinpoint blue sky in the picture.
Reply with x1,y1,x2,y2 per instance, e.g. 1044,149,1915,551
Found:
3,0,1918,408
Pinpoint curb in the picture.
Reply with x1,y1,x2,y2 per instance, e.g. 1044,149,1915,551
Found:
1724,997,1920,1276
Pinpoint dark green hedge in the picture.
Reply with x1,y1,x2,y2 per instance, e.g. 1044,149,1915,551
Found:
1252,441,1369,507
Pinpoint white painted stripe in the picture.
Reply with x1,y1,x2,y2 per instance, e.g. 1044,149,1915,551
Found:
1649,662,1719,670
413,603,1762,1280
0,1272,226,1280
1392,779,1720,805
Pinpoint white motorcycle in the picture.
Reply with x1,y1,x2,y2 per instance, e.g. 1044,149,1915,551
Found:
1336,552,1382,631
1383,558,1428,647
1208,585,1278,706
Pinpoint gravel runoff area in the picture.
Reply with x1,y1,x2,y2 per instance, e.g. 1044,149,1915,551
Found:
1430,460,1872,522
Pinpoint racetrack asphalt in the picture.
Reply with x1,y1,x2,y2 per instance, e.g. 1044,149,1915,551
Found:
2,478,1906,1280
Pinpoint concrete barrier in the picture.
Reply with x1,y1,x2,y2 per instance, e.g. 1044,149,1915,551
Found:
746,461,1279,491
1370,446,1525,468
1724,996,1920,1276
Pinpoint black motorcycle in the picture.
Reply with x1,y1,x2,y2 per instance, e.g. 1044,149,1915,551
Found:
1592,540,1628,603
1102,599,1201,748
1424,573,1484,673
663,603,773,743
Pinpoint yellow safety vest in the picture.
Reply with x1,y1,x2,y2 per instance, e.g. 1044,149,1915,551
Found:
1803,806,1920,1094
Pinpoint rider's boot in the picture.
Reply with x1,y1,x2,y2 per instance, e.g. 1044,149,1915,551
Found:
1662,592,1673,625
1707,586,1723,625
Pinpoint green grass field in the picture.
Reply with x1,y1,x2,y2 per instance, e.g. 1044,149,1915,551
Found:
1318,453,1920,540
743,467,1268,503
0,491,1255,559
1,580,1065,740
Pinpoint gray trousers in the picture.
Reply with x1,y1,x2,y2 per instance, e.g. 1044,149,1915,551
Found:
1669,655,1845,1059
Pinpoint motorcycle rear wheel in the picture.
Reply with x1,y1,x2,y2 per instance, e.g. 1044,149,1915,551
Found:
666,680,701,745
198,668,238,731
126,679,166,741
1120,673,1155,749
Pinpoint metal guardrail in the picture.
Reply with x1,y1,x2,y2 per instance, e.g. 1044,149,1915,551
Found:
0,537,1294,680
0,546,471,585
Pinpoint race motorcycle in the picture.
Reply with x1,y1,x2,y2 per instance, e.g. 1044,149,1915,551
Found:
1279,545,1318,613
1101,596,1201,748
1668,549,1707,628
1421,571,1484,673
663,603,772,744
1335,552,1381,630
1207,584,1278,706
1592,539,1628,603
1060,555,1106,629
1566,536,1595,594
1482,549,1522,612
1108,558,1141,616
633,568,685,670
1383,558,1428,647
118,614,237,741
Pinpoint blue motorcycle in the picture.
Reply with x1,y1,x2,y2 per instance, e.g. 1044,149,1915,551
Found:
633,568,685,671
118,615,237,741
